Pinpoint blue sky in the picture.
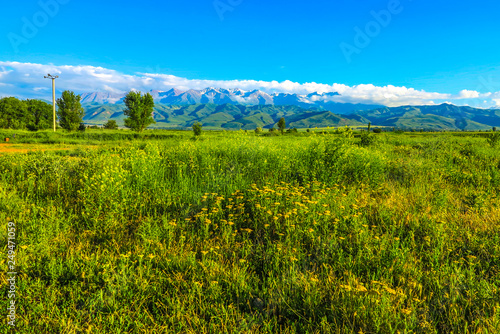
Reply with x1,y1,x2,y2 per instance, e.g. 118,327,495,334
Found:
1,0,500,107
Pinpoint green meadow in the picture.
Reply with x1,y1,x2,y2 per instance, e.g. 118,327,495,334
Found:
1,129,499,333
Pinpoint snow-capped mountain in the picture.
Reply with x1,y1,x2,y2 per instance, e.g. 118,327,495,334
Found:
80,92,124,104
79,87,381,113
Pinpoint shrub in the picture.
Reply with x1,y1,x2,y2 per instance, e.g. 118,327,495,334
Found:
321,140,386,185
104,120,118,130
359,132,375,146
373,128,382,133
192,122,202,136
255,127,262,134
487,132,500,147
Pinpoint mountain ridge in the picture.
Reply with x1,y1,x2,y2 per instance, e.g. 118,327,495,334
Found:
82,102,500,131
80,87,381,115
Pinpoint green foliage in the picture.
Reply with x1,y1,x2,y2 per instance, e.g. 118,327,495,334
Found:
360,132,376,146
78,123,86,132
372,128,382,133
1,132,499,333
123,91,155,132
26,99,53,131
56,90,85,131
0,97,28,129
103,120,118,130
277,117,286,134
254,127,262,134
0,97,50,130
487,131,500,147
192,122,202,136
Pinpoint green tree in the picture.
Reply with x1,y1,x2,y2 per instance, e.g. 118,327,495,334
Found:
104,120,118,130
123,91,155,132
26,99,52,131
192,122,202,136
277,117,286,134
0,97,28,129
56,91,85,131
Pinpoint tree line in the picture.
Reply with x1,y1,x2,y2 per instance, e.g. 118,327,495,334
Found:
0,90,156,132
0,97,53,130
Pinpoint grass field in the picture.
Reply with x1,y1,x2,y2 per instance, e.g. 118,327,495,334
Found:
1,129,499,333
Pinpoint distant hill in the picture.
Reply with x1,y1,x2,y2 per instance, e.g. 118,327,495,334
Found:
82,101,500,131
83,103,364,129
350,104,500,131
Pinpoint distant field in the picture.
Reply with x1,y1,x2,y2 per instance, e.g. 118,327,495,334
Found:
1,129,499,333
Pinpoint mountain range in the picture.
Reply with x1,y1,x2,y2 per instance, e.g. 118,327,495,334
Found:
80,87,382,115
79,87,500,131
82,103,500,132
352,104,500,131
83,103,368,130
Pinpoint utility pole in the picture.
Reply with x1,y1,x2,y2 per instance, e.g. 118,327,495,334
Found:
44,74,58,132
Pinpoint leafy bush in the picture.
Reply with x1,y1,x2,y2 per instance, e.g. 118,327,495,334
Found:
487,132,500,147
192,122,202,136
359,132,376,146
104,120,118,130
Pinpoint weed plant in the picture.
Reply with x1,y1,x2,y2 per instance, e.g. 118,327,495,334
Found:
0,131,499,333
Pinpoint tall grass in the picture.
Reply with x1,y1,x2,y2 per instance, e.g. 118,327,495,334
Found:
1,131,499,333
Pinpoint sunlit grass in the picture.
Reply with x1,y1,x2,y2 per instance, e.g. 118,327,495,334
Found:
0,130,499,333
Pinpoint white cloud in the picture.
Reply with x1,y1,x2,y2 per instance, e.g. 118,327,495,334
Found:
458,89,480,99
0,60,499,108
